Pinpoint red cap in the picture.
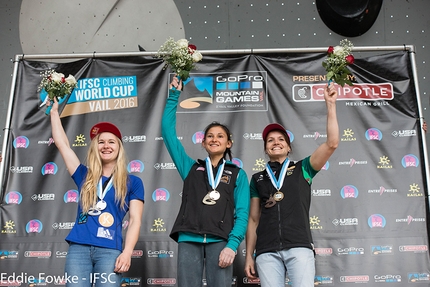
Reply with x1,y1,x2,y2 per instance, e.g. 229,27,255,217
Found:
262,123,287,141
89,122,122,141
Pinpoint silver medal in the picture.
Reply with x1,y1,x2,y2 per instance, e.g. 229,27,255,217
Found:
96,200,107,211
209,190,220,201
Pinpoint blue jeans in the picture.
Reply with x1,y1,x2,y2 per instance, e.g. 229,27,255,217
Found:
177,241,233,287
256,248,315,287
65,243,122,287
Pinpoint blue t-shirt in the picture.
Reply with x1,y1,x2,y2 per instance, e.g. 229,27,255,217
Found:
65,164,144,251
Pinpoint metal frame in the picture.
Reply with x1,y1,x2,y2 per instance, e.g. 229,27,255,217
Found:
1,46,428,205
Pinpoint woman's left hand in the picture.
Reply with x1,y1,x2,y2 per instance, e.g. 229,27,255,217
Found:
219,247,235,268
114,252,131,273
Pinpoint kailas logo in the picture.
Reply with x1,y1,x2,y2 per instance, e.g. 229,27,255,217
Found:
253,158,266,172
5,191,22,204
377,156,392,169
407,183,423,197
310,216,322,230
2,220,16,234
150,218,166,232
13,136,30,148
41,162,58,175
72,134,87,147
401,154,419,168
365,128,382,141
175,72,267,113
128,160,144,173
341,128,356,141
293,83,393,102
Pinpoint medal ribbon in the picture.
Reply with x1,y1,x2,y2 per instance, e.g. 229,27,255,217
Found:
205,157,225,191
265,159,290,191
97,175,114,201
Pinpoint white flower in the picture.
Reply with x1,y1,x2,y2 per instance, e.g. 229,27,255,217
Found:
192,51,203,62
333,46,344,56
177,39,189,48
51,72,64,82
65,75,77,85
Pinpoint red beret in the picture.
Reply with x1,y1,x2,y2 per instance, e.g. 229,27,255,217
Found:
89,122,122,141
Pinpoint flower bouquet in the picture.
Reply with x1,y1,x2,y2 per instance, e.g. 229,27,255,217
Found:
322,39,354,86
38,69,77,115
156,38,203,82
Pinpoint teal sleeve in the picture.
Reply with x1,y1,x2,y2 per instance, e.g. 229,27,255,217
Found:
250,176,260,198
161,89,196,180
302,156,318,184
226,168,250,252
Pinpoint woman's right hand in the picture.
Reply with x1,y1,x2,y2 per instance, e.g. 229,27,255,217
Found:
244,257,258,279
47,97,59,114
169,75,182,91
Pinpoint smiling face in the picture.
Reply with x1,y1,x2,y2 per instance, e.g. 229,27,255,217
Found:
202,126,232,159
265,130,291,162
98,132,120,164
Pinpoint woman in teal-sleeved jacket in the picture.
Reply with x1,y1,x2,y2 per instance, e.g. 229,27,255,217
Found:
161,76,250,287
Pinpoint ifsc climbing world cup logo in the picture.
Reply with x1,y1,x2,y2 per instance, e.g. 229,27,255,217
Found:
175,72,268,113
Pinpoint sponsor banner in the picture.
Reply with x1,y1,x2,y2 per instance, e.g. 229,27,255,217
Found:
1,51,428,286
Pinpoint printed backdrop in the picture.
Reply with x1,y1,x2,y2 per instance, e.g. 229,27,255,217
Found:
0,51,429,286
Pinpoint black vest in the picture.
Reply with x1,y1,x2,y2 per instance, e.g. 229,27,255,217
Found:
252,160,314,256
170,159,240,242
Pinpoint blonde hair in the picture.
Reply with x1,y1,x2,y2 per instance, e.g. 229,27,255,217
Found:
80,134,129,213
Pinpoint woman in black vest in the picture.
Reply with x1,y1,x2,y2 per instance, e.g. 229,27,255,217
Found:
244,83,339,287
162,76,250,287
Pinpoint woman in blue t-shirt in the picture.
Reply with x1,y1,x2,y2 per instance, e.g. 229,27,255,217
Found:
49,99,144,287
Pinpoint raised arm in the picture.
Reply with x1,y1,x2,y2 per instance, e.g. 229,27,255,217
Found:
309,83,339,171
49,99,80,175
